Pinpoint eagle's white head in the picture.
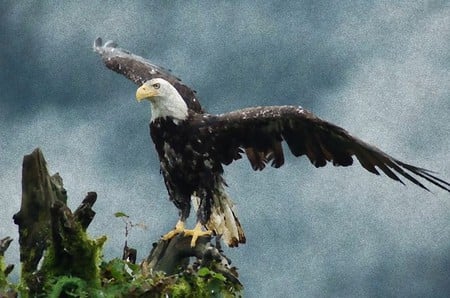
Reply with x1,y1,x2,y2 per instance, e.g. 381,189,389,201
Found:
136,78,188,122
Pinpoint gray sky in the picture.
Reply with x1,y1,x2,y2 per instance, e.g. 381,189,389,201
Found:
1,1,450,297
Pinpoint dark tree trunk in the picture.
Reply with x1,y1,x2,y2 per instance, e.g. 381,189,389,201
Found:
13,149,67,278
12,149,103,295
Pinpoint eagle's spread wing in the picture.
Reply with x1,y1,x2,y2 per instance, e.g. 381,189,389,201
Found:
93,37,203,113
202,106,450,192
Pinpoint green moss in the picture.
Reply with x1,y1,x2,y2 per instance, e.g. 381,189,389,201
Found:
41,234,107,289
48,276,88,298
158,265,242,297
171,277,192,296
34,211,107,297
0,255,16,296
0,256,7,288
97,258,242,297
3,251,242,297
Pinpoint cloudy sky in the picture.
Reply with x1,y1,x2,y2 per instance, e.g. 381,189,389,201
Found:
1,1,449,297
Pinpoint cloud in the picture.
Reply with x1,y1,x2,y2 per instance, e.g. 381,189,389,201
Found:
1,1,449,297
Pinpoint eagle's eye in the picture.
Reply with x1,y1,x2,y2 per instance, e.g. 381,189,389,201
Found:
152,83,160,89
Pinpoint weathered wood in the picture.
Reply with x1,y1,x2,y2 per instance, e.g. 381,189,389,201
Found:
12,148,103,295
74,192,97,230
146,234,241,285
12,148,67,281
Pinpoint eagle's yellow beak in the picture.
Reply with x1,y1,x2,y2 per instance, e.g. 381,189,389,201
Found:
136,85,158,102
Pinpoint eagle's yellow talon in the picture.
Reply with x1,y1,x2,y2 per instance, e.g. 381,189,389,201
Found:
161,220,185,241
162,221,211,246
184,222,212,247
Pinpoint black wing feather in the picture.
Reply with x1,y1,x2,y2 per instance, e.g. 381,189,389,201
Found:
93,37,203,113
201,106,450,192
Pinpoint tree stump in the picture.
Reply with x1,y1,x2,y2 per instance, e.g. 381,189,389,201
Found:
12,149,104,295
9,148,241,296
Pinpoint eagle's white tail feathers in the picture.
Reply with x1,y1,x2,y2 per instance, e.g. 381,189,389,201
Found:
191,186,246,247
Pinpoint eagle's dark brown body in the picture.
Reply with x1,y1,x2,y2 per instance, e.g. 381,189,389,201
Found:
150,112,246,246
150,115,223,225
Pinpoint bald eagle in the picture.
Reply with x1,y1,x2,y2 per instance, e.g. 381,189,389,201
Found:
135,78,450,247
95,38,450,248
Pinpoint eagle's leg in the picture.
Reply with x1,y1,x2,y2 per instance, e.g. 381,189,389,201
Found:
161,219,185,241
162,197,191,241
161,194,211,246
184,222,212,247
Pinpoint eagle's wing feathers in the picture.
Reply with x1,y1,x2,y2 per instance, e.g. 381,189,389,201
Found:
204,106,449,192
93,37,203,113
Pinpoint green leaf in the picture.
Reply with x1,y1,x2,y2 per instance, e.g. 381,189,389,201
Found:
197,267,211,277
212,272,226,282
114,212,129,218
